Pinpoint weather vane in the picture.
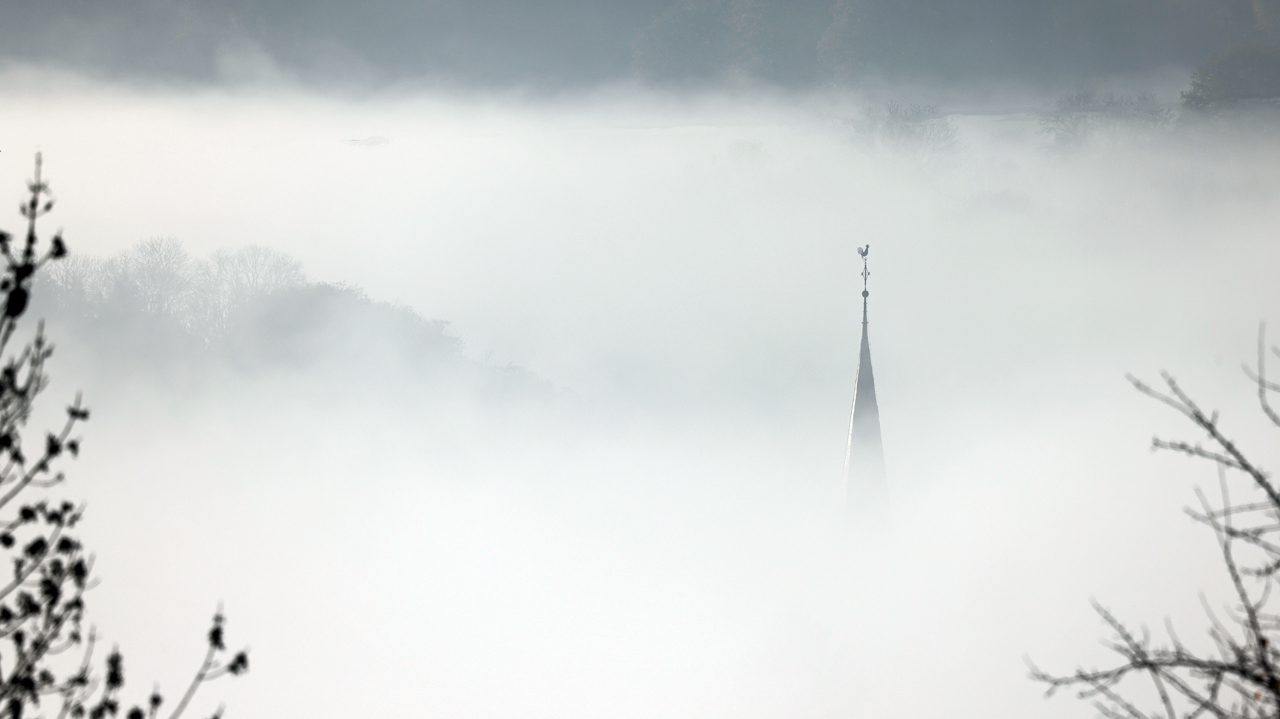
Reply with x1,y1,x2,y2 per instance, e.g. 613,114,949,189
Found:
858,244,870,294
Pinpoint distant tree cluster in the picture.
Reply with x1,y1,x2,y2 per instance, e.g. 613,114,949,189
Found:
1040,91,1177,149
1182,45,1280,109
42,239,305,345
845,102,958,163
34,238,552,402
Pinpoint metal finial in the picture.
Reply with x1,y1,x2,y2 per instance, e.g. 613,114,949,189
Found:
857,244,870,295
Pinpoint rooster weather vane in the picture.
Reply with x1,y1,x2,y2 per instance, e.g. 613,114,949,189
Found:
858,244,870,295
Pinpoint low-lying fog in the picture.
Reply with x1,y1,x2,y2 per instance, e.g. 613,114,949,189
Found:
3,73,1280,718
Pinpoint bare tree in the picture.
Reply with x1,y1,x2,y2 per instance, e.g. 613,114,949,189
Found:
189,245,305,341
1031,325,1280,719
39,240,307,348
123,238,195,319
0,155,246,719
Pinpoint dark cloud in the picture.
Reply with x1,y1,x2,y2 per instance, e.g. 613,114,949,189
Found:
2,0,1274,90
1,0,669,88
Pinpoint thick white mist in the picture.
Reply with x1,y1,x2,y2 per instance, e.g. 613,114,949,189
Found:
1,72,1279,718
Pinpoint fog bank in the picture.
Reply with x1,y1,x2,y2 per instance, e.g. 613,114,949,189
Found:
2,76,1279,717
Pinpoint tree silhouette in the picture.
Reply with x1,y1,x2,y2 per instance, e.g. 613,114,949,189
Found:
1182,45,1280,108
1031,326,1280,719
0,154,246,719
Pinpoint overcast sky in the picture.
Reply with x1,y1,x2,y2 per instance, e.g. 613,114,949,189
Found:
2,44,1280,719
0,0,1256,90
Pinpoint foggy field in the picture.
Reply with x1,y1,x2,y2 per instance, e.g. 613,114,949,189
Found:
3,73,1280,717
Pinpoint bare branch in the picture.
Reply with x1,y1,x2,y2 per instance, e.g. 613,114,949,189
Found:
1243,323,1280,429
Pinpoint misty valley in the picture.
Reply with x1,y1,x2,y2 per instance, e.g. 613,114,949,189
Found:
1,18,1280,714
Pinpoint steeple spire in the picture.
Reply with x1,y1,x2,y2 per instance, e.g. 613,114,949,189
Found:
844,245,886,509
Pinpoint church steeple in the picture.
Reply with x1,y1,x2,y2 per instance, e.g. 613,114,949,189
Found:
844,245,886,508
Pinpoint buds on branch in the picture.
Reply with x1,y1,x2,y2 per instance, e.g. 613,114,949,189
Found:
0,155,248,719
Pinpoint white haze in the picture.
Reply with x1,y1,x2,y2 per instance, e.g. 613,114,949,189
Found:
1,70,1280,718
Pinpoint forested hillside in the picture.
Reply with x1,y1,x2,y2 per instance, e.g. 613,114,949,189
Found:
31,238,552,402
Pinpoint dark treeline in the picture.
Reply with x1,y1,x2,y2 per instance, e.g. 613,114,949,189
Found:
3,0,1278,91
31,238,551,402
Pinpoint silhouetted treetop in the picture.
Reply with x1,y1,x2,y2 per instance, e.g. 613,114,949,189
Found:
1183,45,1280,108
0,155,248,719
